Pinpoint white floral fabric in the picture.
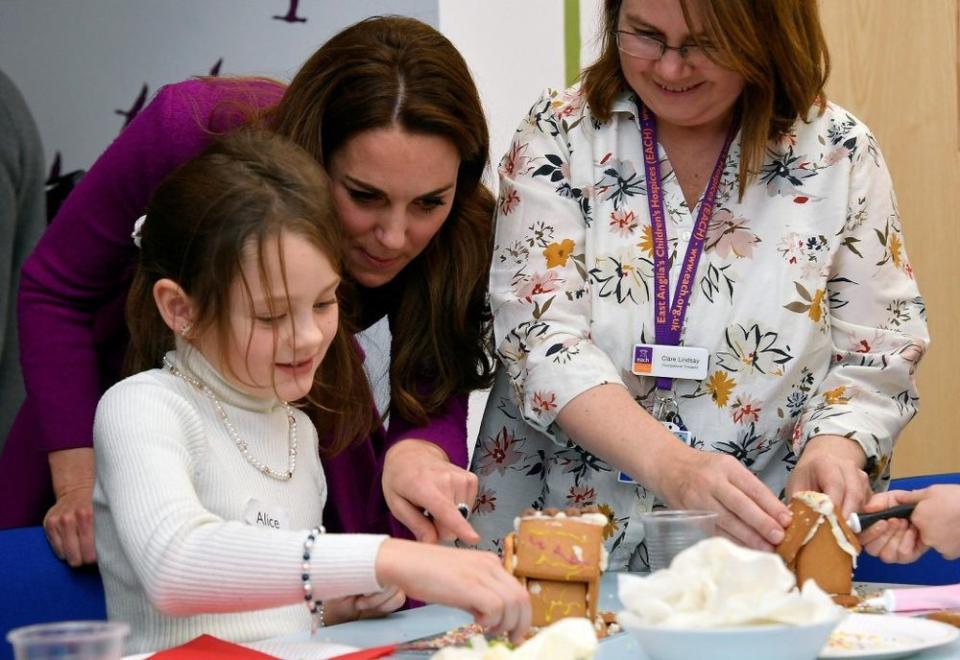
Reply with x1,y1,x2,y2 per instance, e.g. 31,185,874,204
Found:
468,85,929,570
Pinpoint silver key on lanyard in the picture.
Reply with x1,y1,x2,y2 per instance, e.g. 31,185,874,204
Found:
653,391,679,423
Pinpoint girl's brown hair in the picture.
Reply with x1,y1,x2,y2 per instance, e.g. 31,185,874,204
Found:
582,0,830,198
269,15,495,423
125,130,375,455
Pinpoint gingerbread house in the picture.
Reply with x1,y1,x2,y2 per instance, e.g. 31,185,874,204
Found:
502,507,608,628
776,491,861,602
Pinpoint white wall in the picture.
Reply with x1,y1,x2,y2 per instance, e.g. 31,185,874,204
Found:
0,0,603,175
438,0,604,451
0,0,437,173
580,0,605,74
438,0,564,188
438,0,603,183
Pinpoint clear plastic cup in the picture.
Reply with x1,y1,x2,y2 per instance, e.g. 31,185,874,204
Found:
640,510,718,572
6,621,129,660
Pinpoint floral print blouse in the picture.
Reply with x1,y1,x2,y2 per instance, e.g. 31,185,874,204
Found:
468,85,929,569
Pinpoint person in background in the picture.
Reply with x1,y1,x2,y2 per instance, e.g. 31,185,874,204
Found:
0,16,492,565
0,68,45,448
469,0,928,570
96,130,530,653
859,485,960,563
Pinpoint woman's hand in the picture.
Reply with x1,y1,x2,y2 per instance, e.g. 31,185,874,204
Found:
375,538,531,644
323,586,406,624
382,439,480,544
654,444,793,551
44,448,97,566
554,384,791,551
787,434,871,518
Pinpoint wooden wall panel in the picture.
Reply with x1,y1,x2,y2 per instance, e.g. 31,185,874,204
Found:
818,0,960,476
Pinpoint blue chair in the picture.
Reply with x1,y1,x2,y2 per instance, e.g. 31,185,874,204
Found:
0,526,106,660
854,473,960,586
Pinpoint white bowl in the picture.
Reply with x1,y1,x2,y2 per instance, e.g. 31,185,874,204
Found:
621,614,845,660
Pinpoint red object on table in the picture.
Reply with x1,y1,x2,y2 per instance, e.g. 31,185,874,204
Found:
148,634,278,658
327,645,401,660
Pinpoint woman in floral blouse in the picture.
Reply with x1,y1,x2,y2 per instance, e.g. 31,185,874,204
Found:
469,0,928,570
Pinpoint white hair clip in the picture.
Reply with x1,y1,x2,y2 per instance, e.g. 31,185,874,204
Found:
131,214,147,248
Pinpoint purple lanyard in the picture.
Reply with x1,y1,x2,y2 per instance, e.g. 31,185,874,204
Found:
638,102,738,392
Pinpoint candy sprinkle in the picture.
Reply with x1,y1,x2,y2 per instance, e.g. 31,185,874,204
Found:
826,630,916,651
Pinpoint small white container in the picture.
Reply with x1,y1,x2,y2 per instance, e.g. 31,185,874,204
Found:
621,614,844,660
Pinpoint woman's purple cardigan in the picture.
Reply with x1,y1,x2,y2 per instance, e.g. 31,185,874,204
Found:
0,79,468,533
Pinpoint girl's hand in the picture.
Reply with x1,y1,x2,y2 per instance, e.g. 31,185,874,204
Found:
382,439,480,544
323,586,406,624
787,434,871,518
653,444,792,551
375,538,531,644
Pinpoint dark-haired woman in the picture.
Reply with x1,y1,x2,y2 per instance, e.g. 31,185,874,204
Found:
0,16,491,566
470,0,928,570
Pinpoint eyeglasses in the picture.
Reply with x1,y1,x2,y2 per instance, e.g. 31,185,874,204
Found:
613,30,721,68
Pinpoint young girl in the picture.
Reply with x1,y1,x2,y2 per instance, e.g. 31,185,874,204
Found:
93,131,530,653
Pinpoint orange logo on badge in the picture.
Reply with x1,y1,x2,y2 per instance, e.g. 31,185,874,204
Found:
633,346,653,374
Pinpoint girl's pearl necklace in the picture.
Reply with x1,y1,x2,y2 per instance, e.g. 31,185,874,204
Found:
163,355,297,481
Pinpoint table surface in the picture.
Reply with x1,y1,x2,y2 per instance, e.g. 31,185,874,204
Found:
256,574,960,659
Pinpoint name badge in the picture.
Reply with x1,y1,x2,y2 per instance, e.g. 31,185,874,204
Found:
632,344,709,381
242,498,290,531
618,423,693,484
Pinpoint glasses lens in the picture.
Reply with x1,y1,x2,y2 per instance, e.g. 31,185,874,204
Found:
616,31,724,68
688,44,725,68
616,32,662,59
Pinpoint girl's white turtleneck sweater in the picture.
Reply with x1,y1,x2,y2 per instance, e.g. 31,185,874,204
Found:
93,346,387,653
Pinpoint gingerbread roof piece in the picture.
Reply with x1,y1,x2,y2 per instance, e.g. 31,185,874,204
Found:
776,492,860,568
513,516,604,581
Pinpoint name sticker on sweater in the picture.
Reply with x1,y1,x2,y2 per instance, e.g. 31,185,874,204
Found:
243,498,290,530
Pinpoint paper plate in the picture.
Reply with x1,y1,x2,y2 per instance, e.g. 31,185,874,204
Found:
819,612,959,659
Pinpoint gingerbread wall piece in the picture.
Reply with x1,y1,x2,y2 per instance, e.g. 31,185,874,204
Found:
503,507,608,628
776,492,861,599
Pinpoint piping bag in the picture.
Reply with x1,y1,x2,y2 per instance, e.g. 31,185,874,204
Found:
863,584,960,612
